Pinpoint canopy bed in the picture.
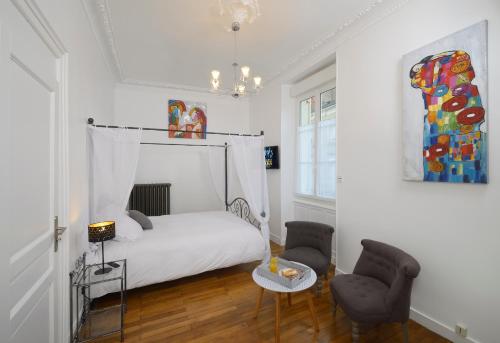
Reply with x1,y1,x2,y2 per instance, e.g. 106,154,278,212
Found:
86,118,270,298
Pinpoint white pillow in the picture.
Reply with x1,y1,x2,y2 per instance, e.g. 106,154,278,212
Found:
95,205,143,241
113,213,143,241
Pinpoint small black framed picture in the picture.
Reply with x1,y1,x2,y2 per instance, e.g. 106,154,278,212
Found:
265,146,280,170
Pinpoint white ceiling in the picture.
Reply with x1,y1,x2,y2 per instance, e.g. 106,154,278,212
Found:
86,0,380,91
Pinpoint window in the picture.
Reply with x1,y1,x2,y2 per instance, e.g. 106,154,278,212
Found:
296,86,336,200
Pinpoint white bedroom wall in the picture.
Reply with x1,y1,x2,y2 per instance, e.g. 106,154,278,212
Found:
114,84,251,214
249,0,499,341
336,1,500,343
35,0,116,261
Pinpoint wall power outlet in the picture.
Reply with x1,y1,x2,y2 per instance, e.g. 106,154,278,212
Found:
455,323,468,338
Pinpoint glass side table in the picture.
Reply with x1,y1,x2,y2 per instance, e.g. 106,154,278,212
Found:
70,253,127,342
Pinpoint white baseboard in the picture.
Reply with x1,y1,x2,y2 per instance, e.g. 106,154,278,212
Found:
333,268,481,343
270,232,282,245
335,267,347,275
409,308,480,343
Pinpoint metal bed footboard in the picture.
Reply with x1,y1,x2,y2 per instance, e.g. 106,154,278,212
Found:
227,197,261,229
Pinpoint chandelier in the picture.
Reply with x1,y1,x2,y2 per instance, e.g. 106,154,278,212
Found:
210,1,262,98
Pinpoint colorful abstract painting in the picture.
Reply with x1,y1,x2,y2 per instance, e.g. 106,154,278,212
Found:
168,100,207,139
402,21,488,183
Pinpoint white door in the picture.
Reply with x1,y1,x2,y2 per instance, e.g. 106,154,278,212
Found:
0,1,68,342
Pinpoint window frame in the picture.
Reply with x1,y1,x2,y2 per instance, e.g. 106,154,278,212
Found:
294,82,336,205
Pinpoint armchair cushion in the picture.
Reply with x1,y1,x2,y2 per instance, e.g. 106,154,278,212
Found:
330,274,390,322
281,246,330,276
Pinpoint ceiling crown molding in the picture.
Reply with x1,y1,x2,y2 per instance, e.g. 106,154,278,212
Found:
264,0,409,83
121,78,217,94
82,0,237,96
264,0,384,82
82,0,124,80
83,0,409,92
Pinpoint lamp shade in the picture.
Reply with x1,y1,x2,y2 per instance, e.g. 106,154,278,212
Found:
88,221,115,243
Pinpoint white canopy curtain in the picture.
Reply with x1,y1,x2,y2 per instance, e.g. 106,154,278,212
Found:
228,135,271,260
207,146,241,208
207,146,227,208
86,126,142,249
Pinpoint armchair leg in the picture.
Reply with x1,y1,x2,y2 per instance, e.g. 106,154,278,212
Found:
315,279,322,297
331,295,337,315
402,321,409,343
352,321,360,343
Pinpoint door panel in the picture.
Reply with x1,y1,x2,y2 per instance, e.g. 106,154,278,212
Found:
9,0,57,90
1,1,62,342
10,285,53,343
10,56,53,253
10,250,50,310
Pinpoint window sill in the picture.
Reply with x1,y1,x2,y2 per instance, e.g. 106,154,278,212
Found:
293,195,336,212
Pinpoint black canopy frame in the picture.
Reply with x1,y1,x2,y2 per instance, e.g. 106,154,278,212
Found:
88,117,264,210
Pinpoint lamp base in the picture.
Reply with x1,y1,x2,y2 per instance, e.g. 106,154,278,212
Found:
94,267,113,275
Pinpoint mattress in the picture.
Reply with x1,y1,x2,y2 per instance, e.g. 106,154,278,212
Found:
88,211,265,298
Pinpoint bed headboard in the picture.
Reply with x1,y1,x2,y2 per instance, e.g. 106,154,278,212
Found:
228,197,260,229
128,183,171,216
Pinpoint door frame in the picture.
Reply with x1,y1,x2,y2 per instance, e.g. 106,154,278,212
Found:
10,1,70,341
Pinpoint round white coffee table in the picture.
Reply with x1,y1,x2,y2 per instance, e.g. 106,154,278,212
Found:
252,263,319,343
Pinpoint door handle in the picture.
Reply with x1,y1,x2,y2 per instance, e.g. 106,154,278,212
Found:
54,216,67,252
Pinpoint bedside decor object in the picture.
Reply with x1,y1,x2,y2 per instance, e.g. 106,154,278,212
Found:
88,221,115,275
70,253,127,342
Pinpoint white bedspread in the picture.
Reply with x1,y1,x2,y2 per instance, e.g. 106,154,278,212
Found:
88,211,265,298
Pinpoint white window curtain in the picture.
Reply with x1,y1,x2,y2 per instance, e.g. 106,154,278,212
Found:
228,135,270,260
86,127,142,249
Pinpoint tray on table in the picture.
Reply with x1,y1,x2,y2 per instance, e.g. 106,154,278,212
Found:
256,258,311,289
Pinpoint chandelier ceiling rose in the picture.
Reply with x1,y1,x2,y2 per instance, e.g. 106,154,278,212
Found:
218,0,261,30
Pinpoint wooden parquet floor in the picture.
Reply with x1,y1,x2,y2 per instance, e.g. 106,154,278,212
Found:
93,243,450,343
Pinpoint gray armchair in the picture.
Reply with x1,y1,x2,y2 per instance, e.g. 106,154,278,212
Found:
329,239,421,343
280,221,334,294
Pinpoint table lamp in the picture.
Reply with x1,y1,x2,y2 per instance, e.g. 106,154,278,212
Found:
88,221,115,275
